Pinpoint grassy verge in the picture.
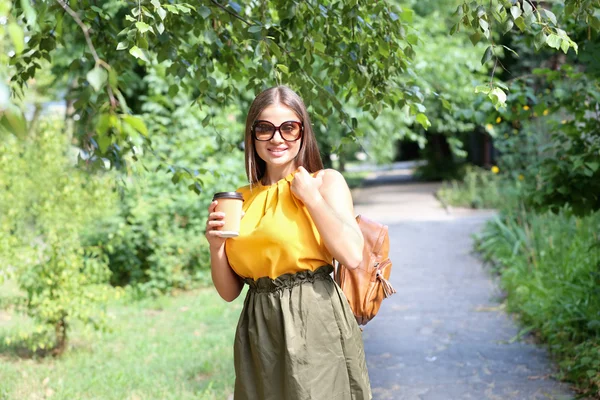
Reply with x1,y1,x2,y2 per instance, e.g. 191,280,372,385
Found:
476,209,600,396
436,165,520,210
0,285,244,400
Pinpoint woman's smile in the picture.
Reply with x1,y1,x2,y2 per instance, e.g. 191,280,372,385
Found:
267,146,289,157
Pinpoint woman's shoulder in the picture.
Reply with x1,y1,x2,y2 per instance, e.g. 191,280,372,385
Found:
236,184,251,197
319,168,347,186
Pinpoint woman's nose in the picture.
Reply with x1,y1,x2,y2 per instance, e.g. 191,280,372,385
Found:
269,129,285,143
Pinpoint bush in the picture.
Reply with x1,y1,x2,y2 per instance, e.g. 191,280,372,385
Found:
81,67,248,296
476,208,600,396
489,66,600,216
0,118,118,353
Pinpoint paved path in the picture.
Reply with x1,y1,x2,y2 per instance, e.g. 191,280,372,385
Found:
352,180,575,400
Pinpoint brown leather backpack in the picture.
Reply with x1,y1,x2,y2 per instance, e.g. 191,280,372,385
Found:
333,215,396,325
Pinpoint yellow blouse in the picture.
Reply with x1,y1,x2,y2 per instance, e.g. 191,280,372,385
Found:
225,171,332,280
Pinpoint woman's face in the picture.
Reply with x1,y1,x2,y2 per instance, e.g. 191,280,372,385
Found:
253,103,302,169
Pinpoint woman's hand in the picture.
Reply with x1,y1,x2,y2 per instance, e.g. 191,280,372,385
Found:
205,201,226,250
291,166,326,206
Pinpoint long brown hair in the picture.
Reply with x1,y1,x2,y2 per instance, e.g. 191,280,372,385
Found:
244,86,323,184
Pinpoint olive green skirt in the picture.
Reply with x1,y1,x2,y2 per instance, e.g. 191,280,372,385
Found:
234,265,372,400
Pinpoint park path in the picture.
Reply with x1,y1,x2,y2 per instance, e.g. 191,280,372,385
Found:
352,173,575,400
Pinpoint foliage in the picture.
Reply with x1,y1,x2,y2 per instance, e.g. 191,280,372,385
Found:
2,0,431,182
452,0,599,109
83,67,247,296
436,165,520,209
483,65,600,216
524,67,600,215
0,118,118,353
476,208,600,396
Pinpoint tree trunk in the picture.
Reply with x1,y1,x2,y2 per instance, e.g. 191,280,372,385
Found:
52,318,68,356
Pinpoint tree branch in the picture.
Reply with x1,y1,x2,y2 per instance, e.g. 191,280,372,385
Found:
209,0,252,26
55,0,117,109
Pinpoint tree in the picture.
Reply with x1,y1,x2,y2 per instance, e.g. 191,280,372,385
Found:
1,0,431,183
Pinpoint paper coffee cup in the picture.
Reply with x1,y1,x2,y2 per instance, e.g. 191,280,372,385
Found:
212,192,244,238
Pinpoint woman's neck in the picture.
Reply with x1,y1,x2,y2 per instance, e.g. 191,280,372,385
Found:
262,163,298,185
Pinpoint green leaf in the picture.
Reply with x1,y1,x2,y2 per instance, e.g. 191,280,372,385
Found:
481,46,493,65
129,46,149,62
86,66,108,92
522,1,533,16
248,25,262,33
469,31,481,46
474,85,491,95
533,31,547,50
198,6,211,19
503,19,514,34
514,16,526,31
135,21,153,34
122,115,148,136
157,7,167,20
20,0,37,25
489,87,507,108
276,64,289,73
389,12,399,21
0,105,27,137
565,3,575,16
501,45,519,58
586,162,599,172
116,41,129,51
510,6,522,20
546,34,561,49
450,23,459,35
560,39,569,54
229,2,242,13
441,98,452,110
168,84,179,97
415,113,430,130
151,0,161,8
7,23,25,54
157,22,165,35
400,8,414,23
97,134,112,154
407,34,418,45
314,42,326,53
479,18,489,32
542,9,557,25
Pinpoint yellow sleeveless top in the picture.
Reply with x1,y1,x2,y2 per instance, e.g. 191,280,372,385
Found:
225,171,332,280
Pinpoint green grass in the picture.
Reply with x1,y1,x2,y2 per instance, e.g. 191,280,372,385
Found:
476,209,600,396
0,285,245,400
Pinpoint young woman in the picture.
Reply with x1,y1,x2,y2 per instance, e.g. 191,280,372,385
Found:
205,86,372,400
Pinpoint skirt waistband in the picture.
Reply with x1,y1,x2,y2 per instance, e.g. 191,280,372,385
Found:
244,265,334,293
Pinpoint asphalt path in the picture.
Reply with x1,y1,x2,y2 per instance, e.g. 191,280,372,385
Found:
353,180,575,400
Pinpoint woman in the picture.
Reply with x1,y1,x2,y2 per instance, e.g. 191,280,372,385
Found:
205,85,372,400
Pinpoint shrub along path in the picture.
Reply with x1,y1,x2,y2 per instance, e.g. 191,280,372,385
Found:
352,178,575,400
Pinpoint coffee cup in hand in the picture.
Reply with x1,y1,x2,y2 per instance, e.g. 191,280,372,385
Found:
212,192,244,238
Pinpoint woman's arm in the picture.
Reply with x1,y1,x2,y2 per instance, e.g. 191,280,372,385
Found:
205,201,244,302
292,167,364,269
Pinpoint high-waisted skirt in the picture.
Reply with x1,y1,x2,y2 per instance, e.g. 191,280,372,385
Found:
233,265,372,400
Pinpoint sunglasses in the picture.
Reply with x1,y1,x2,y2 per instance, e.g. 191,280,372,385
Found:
252,120,304,142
